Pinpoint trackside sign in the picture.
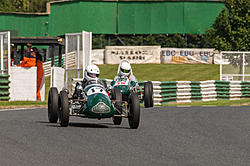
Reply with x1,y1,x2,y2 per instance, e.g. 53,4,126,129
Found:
161,48,220,64
105,46,161,64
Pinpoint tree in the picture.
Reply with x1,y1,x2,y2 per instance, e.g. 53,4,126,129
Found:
206,0,250,80
0,0,53,13
205,0,250,51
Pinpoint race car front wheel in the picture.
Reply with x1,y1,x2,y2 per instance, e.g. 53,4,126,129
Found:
59,90,69,127
112,88,122,125
128,92,140,129
48,87,59,123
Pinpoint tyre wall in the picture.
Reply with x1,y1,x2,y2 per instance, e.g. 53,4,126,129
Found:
138,80,250,105
0,74,10,101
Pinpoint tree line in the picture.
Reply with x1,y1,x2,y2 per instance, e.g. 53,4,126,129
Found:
0,0,53,13
0,0,249,51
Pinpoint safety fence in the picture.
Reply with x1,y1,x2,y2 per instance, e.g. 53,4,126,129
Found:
71,79,250,105
43,51,76,77
0,74,10,101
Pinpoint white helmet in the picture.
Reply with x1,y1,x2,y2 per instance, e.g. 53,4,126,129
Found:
84,65,100,81
118,60,131,77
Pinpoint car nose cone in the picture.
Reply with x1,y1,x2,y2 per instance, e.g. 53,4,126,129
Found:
91,102,110,113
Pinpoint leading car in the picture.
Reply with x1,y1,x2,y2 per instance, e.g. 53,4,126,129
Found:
48,78,140,129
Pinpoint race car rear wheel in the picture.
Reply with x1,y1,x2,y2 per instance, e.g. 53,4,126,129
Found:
48,87,59,123
59,90,69,127
144,81,154,108
112,88,122,125
128,92,140,129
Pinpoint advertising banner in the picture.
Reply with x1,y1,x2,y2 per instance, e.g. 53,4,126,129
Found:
92,49,105,65
161,48,220,64
105,46,161,64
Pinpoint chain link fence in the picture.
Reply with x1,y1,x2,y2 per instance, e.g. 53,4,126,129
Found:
220,51,250,81
65,31,92,95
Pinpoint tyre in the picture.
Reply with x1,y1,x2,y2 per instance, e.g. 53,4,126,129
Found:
58,90,69,127
144,81,154,108
112,88,122,125
148,81,154,107
48,87,59,123
128,92,140,129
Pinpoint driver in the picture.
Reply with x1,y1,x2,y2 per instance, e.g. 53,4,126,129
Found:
73,64,103,98
113,60,138,86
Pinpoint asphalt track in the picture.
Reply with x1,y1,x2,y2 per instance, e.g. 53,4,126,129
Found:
0,106,250,166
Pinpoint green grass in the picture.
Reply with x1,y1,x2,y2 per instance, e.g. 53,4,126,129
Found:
98,64,220,81
0,101,47,109
162,99,250,106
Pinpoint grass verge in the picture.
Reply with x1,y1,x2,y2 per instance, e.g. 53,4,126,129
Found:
161,99,250,107
0,101,47,109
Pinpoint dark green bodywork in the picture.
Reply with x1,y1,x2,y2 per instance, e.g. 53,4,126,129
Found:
83,84,115,118
114,85,130,95
112,77,131,96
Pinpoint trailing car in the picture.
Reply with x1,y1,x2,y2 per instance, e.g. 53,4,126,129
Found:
110,76,154,108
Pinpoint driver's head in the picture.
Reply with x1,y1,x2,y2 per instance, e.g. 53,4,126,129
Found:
84,64,100,81
119,60,131,77
26,43,32,48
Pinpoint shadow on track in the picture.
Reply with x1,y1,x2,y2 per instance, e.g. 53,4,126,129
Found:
36,121,130,129
69,122,130,129
69,122,108,128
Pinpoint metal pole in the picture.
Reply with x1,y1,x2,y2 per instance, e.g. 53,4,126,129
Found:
220,52,222,80
77,35,80,78
243,53,245,81
0,35,3,74
7,32,10,74
59,45,62,67
51,45,55,67
65,35,68,88
21,45,24,61
89,32,92,65
82,31,85,76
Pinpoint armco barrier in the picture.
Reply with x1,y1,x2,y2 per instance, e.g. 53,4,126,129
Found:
0,74,10,101
71,79,250,106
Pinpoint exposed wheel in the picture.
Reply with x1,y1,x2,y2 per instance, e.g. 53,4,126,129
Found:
144,81,154,108
128,92,140,129
48,87,59,123
149,81,154,107
112,88,122,125
58,90,69,127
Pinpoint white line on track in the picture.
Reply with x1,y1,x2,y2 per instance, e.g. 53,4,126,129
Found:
201,105,217,107
0,107,46,112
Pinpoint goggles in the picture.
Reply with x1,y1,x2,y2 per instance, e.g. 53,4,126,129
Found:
87,72,99,78
121,68,131,74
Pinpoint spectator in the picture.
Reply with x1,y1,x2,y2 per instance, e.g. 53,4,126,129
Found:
20,43,36,67
33,47,44,101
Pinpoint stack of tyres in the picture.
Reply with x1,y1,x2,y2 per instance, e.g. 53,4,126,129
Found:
0,74,10,101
